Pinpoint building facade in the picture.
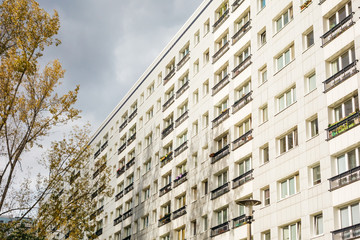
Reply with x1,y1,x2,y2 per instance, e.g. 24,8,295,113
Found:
90,0,360,239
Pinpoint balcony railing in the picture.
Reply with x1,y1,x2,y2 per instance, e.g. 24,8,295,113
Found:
123,236,131,240
212,108,230,128
163,68,175,85
173,172,187,188
159,183,172,197
232,91,252,114
175,110,188,127
211,221,230,237
124,182,134,194
96,206,104,216
332,223,360,240
162,95,175,111
160,152,173,167
300,0,312,10
232,169,253,189
101,140,108,151
323,61,358,92
158,214,171,227
123,208,133,220
319,0,326,4
213,41,230,63
326,111,360,140
94,149,100,159
70,171,80,185
176,81,189,98
162,123,174,139
329,166,360,191
232,0,244,12
177,52,190,70
211,145,230,164
116,166,125,178
212,74,230,96
93,163,106,179
232,130,253,150
91,184,105,200
174,141,188,157
233,214,246,228
115,190,124,201
95,228,103,236
113,215,122,226
213,8,229,31
128,109,137,122
126,157,135,169
118,143,126,155
232,55,252,79
127,133,136,145
172,206,187,220
321,13,354,46
119,120,128,132
211,182,230,200
232,20,251,45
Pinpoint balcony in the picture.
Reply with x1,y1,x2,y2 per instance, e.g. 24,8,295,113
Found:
211,182,230,200
173,172,187,188
213,41,230,63
232,130,253,151
94,149,100,159
233,215,246,228
326,111,360,140
232,55,252,79
160,152,173,167
127,133,136,145
158,213,171,227
93,163,106,179
123,236,131,240
116,166,125,178
176,81,189,98
123,208,133,221
177,52,190,70
159,183,172,197
300,0,312,11
119,119,128,132
128,109,137,122
115,190,124,201
211,222,230,237
321,13,354,47
212,74,229,96
232,91,252,114
175,110,188,127
162,95,175,111
232,20,251,45
163,68,175,85
101,140,108,151
91,184,105,199
210,145,230,164
118,143,126,155
172,206,186,220
232,169,253,189
113,215,122,226
319,0,326,4
212,108,230,128
96,206,104,216
174,141,188,157
213,8,229,31
162,123,174,139
329,166,360,191
231,0,244,12
70,171,80,185
332,223,360,240
95,228,103,236
126,157,135,169
323,61,358,92
124,182,134,194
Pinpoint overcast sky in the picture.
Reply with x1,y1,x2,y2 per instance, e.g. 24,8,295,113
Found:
37,0,203,131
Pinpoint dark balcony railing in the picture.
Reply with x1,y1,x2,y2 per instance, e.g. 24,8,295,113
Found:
128,109,137,122
232,20,251,44
233,215,246,228
321,13,354,46
232,91,252,114
113,215,122,226
123,208,133,220
213,8,229,30
332,223,360,240
162,123,174,139
94,149,100,159
173,172,187,188
159,183,172,197
91,184,106,199
213,41,230,63
319,0,326,4
163,68,175,85
93,163,106,179
323,61,358,92
158,214,171,227
101,140,108,151
232,0,244,12
176,81,189,98
123,236,131,240
300,0,312,10
174,141,188,157
124,182,134,194
116,166,125,178
160,152,173,167
172,206,187,220
329,166,360,191
127,133,136,145
175,110,189,127
119,120,128,132
326,111,360,140
211,221,230,237
118,143,126,155
126,157,135,169
115,190,124,201
232,169,254,189
70,171,80,185
211,182,230,200
177,52,190,70
211,145,230,164
162,95,175,111
212,108,230,128
232,130,253,150
96,206,104,216
95,228,103,236
212,74,230,96
232,55,252,79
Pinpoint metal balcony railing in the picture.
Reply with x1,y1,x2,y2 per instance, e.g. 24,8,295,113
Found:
119,120,128,132
118,143,126,155
94,149,100,159
95,228,103,236
232,20,251,44
175,110,189,127
321,13,354,46
158,214,171,227
93,163,106,179
160,152,173,167
213,8,229,30
232,169,253,189
124,182,134,194
233,214,246,228
232,91,252,114
115,190,124,201
211,182,230,200
326,111,360,140
211,145,230,164
172,206,187,220
123,236,131,240
323,61,358,92
159,183,172,197
177,52,190,70
176,81,189,98
162,95,175,111
113,215,122,226
173,172,187,188
163,68,175,85
329,166,360,191
161,123,174,139
126,157,135,169
212,108,230,128
128,109,137,122
212,74,229,96
232,130,253,150
232,55,252,79
300,0,312,10
116,166,125,178
332,223,360,240
319,0,326,4
212,41,230,63
127,133,136,145
231,0,244,12
101,140,108,151
211,221,230,237
174,141,188,157
122,208,133,220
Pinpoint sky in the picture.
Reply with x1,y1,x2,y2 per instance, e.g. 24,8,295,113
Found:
37,0,203,132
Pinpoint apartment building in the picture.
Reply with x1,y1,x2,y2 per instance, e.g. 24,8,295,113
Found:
89,0,360,239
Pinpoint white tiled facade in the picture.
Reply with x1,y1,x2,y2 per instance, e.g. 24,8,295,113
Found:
89,0,360,239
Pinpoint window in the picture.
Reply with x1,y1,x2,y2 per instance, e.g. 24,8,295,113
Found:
177,227,185,240
258,0,266,11
177,131,187,146
314,214,323,235
216,134,228,151
306,72,316,93
281,222,301,240
147,82,155,97
260,144,269,164
216,98,229,116
202,112,209,128
140,93,144,104
312,165,321,185
176,194,186,210
215,64,229,84
236,117,251,137
203,49,210,65
157,99,161,111
238,157,251,175
328,2,352,30
330,47,355,75
332,95,359,122
263,187,270,206
194,30,200,45
276,45,294,71
234,11,250,32
165,86,175,101
193,59,199,75
217,171,228,187
179,44,189,61
202,215,208,231
166,59,175,74
259,65,267,84
146,107,154,121
191,186,198,201
157,72,162,86
262,231,271,240
204,19,210,35
203,79,209,96
305,30,314,49
192,121,198,136
279,128,298,154
162,172,172,186
280,174,299,199
215,31,229,51
179,73,189,88
277,86,296,112
191,220,197,235
339,202,360,229
176,162,187,176
260,104,268,123
115,231,121,240
309,117,319,138
275,6,293,32
259,29,266,46
216,207,228,225
215,1,229,22
144,159,151,173
235,45,251,68
161,234,170,240
178,102,188,116
203,179,208,195
193,90,199,105
142,215,149,229
336,147,360,175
